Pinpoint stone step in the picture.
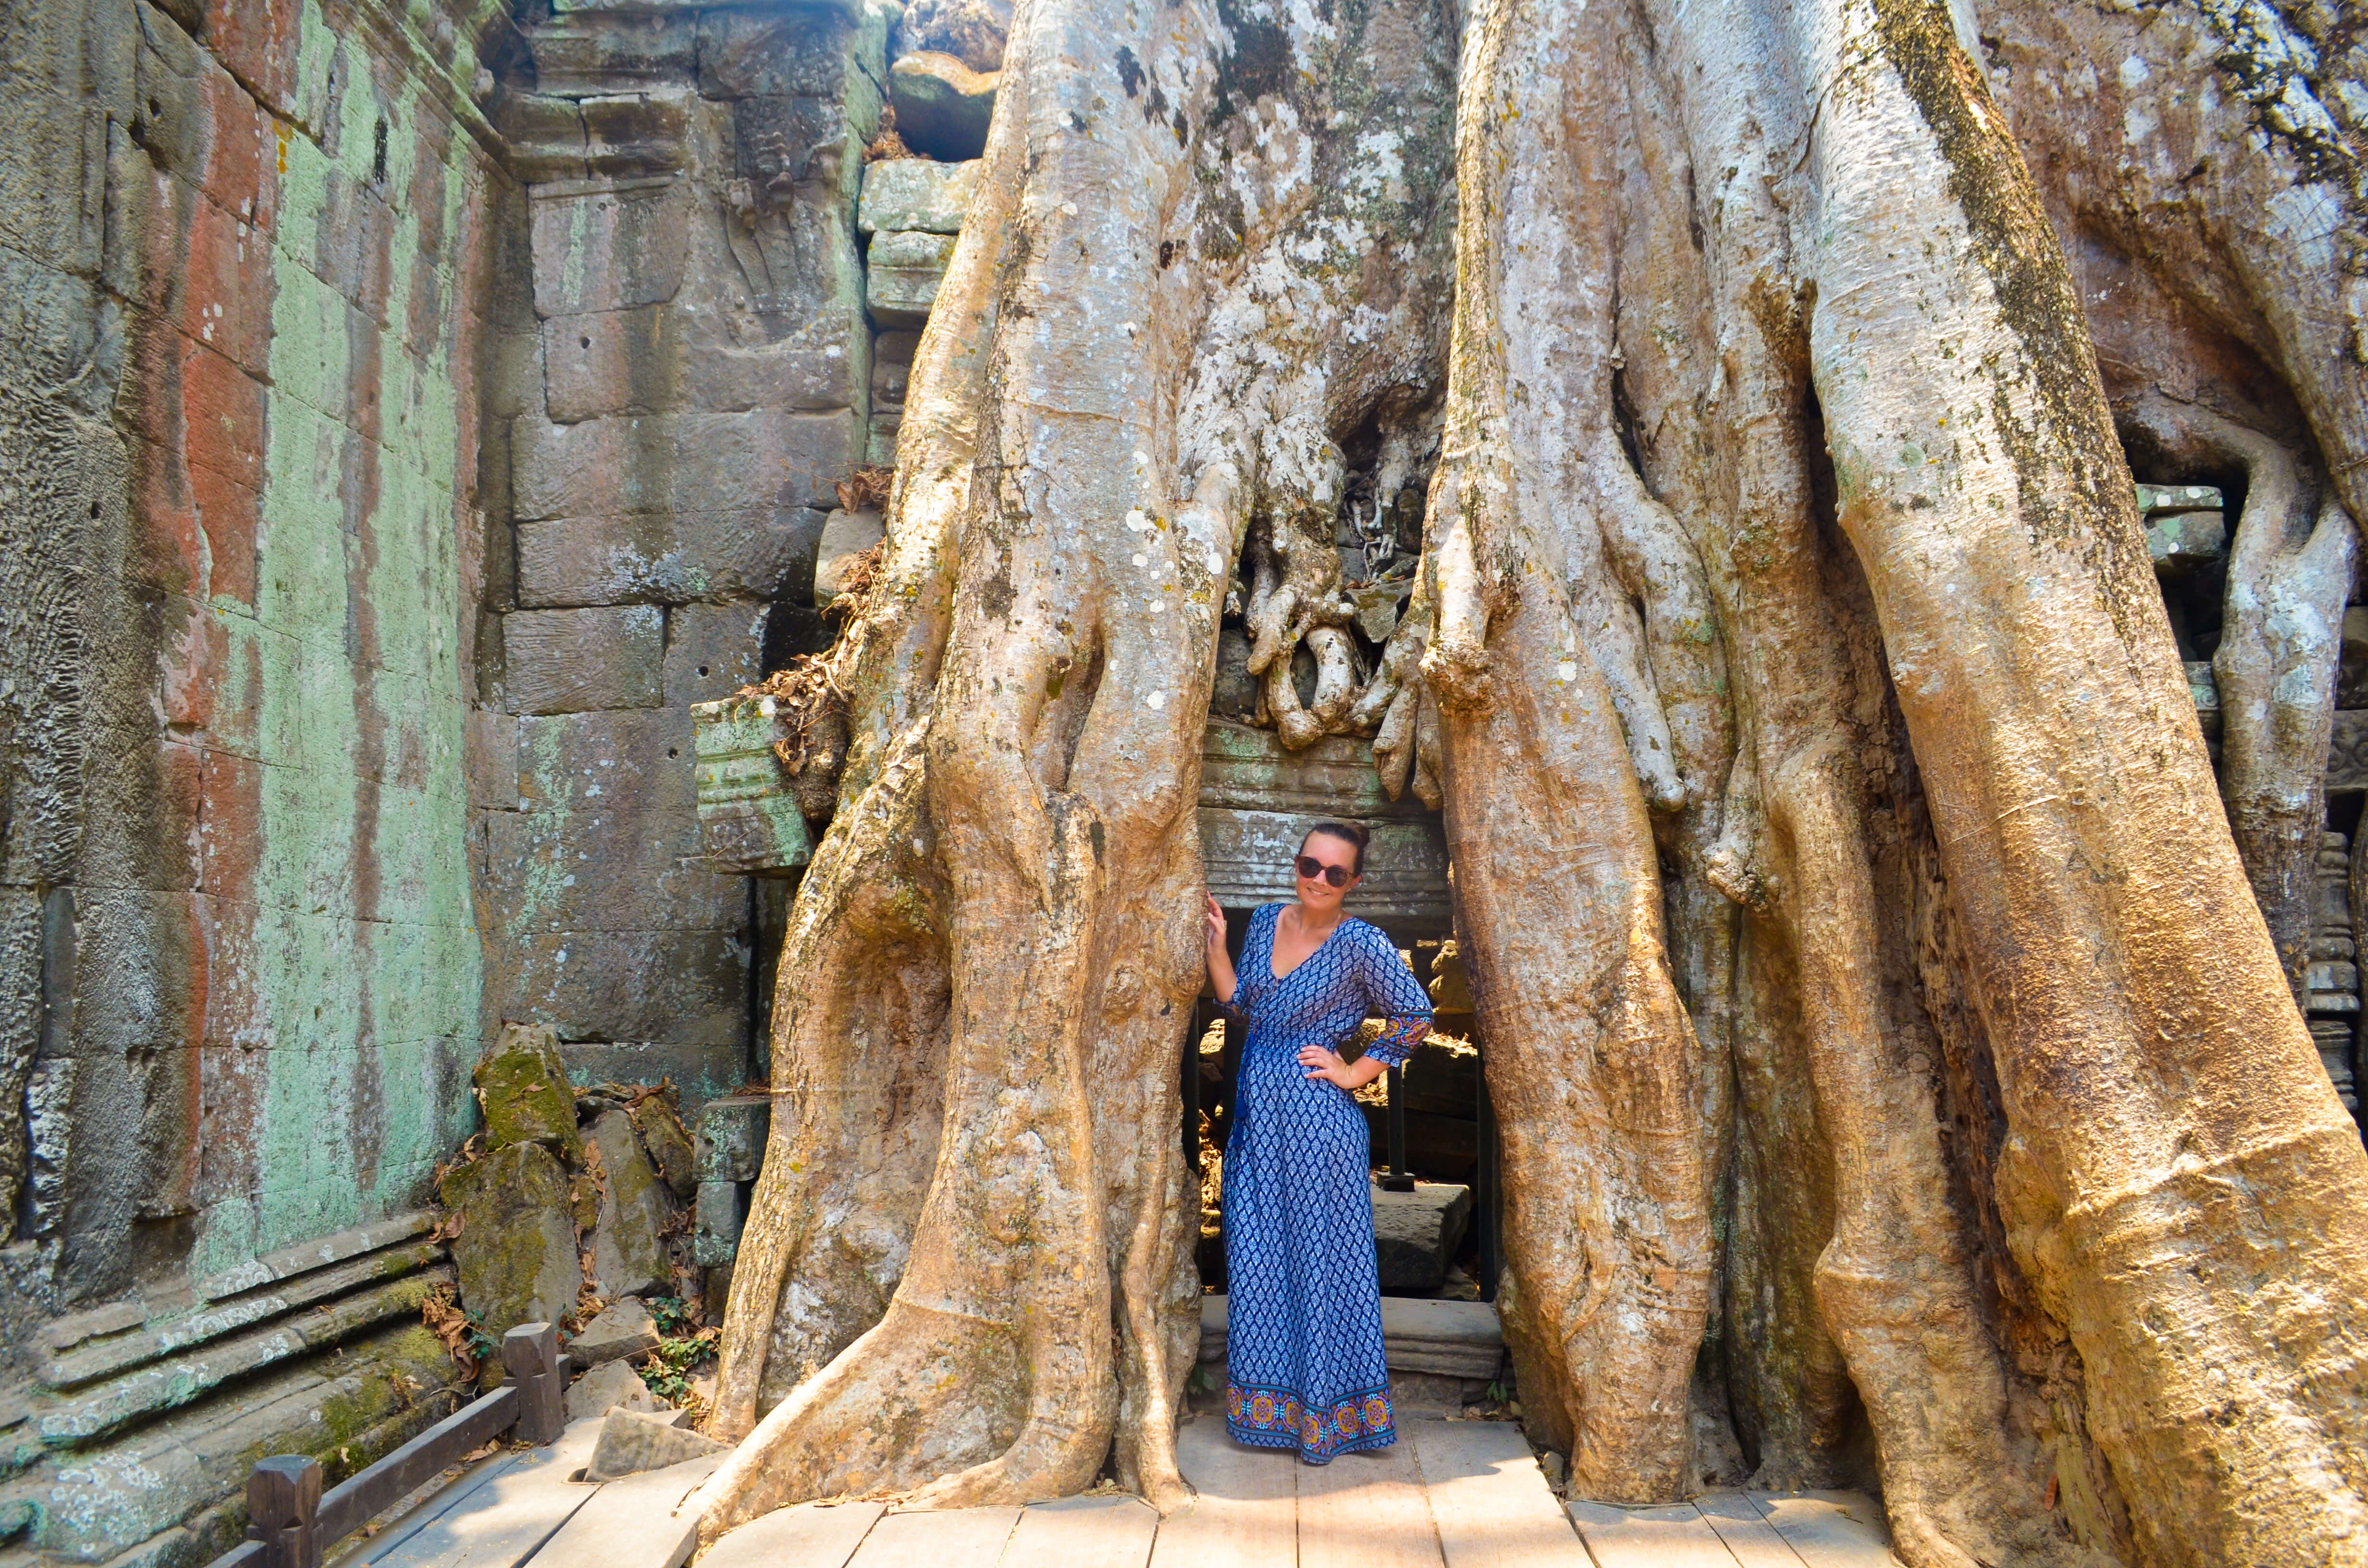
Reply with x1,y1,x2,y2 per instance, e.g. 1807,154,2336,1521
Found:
1198,1295,1504,1381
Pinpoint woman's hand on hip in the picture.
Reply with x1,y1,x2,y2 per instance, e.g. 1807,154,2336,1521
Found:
1298,1045,1354,1088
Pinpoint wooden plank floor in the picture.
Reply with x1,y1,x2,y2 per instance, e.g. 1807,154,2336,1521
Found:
693,1419,1904,1568
351,1414,1903,1568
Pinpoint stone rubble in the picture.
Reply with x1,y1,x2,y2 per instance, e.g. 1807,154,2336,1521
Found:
585,1407,731,1482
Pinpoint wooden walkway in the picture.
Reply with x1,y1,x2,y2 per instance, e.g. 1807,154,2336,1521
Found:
703,1418,1899,1568
330,1414,1899,1568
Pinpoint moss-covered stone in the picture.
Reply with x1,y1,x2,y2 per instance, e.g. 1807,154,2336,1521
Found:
630,1096,699,1200
588,1108,673,1298
472,1022,585,1163
438,1141,580,1337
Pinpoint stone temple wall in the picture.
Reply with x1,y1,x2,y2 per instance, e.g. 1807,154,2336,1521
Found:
0,0,885,1553
475,0,883,1105
0,0,522,1554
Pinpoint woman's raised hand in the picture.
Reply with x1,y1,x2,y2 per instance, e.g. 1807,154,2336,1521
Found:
1206,894,1227,951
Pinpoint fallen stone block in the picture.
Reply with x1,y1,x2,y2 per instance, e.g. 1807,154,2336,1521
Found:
889,51,998,161
567,1357,663,1423
586,1407,729,1482
859,157,980,234
631,1097,700,1200
691,696,815,877
588,1108,675,1300
1372,1180,1473,1293
472,1023,585,1162
866,230,958,327
815,508,886,604
572,1297,661,1367
440,1142,581,1338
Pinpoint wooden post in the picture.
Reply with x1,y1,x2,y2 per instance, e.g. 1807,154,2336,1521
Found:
1476,1068,1500,1303
502,1323,565,1444
1380,1065,1416,1191
247,1455,321,1568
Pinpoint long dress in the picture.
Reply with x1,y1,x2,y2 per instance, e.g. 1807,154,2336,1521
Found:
1221,902,1434,1463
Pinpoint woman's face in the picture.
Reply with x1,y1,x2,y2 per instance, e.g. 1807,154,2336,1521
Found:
1294,833,1361,915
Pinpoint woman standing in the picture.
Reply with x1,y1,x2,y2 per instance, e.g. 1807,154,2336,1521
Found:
1202,821,1435,1463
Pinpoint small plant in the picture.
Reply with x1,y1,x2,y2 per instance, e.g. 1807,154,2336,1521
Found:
637,1325,722,1414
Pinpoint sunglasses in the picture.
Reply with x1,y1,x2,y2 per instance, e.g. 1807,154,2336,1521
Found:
1294,855,1355,888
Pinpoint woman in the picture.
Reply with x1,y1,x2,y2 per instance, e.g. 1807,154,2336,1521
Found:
1202,820,1434,1463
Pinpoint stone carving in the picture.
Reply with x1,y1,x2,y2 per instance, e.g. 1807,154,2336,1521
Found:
2309,832,2359,1111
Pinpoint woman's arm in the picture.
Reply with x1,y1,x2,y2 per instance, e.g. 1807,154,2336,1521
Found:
1204,894,1238,1004
1298,1042,1393,1090
1300,930,1433,1086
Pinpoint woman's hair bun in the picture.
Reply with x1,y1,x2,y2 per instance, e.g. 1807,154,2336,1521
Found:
1304,820,1370,875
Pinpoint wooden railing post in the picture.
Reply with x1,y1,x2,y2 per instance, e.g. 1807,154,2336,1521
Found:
247,1454,321,1568
502,1322,565,1444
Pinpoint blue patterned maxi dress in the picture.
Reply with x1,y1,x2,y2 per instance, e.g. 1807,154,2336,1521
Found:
1222,903,1433,1463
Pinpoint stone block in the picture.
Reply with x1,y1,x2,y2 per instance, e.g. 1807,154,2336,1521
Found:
439,1142,580,1337
859,157,980,234
2144,508,2226,576
530,180,692,319
2339,607,2368,710
1197,1294,1503,1381
691,1179,745,1267
815,508,886,603
504,605,666,714
518,507,828,610
572,1296,662,1366
466,707,519,811
867,410,902,467
899,0,1012,71
531,16,701,98
567,1357,663,1422
1427,941,1474,1015
665,602,773,706
1348,577,1411,642
543,306,669,424
581,89,693,178
1371,1180,1472,1292
586,1408,728,1482
512,409,860,520
888,52,997,161
495,94,592,183
692,696,816,876
631,1098,700,1199
872,329,918,406
696,1095,772,1181
473,1022,586,1161
865,229,958,326
496,930,752,1051
588,1108,676,1300
679,336,866,415
1200,806,1450,925
697,10,864,97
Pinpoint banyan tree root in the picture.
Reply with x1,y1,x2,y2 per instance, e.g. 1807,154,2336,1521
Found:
1245,504,1363,748
1420,0,1712,1494
701,0,1463,1529
2124,394,2358,1007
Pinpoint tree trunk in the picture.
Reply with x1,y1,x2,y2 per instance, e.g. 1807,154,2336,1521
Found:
700,0,2368,1556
